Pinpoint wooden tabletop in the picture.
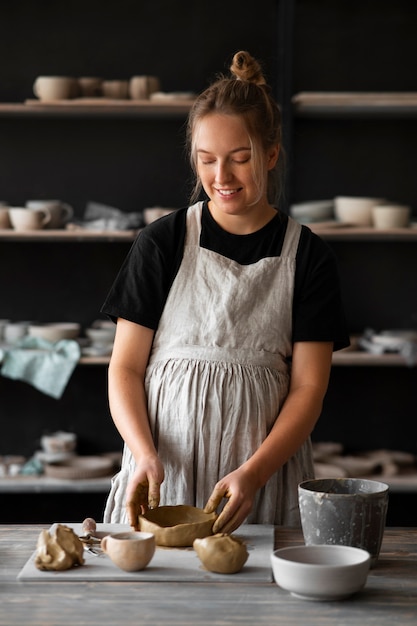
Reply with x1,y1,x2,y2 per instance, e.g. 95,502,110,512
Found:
1,525,416,625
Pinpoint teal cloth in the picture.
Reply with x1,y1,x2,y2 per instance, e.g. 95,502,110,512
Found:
0,336,81,399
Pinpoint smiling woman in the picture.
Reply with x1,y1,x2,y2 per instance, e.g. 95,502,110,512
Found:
100,51,349,534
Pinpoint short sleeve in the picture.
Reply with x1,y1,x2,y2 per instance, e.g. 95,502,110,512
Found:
101,209,187,329
293,227,350,351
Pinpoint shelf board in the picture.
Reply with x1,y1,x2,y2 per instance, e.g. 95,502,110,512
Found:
2,225,417,242
0,99,193,119
292,92,417,118
0,228,138,242
79,355,111,365
0,476,111,493
308,224,417,241
332,351,413,367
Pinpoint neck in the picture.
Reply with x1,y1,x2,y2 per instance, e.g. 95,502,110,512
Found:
207,201,277,235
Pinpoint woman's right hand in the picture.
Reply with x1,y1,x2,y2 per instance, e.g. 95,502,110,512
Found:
126,455,165,529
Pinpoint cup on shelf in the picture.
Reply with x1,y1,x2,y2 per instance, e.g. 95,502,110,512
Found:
78,76,102,97
334,197,384,226
129,75,161,100
3,321,31,344
25,200,74,229
33,76,79,101
372,204,411,229
0,206,11,228
0,319,10,341
101,80,129,99
8,206,51,231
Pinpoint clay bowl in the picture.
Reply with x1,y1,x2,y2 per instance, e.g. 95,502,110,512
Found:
271,544,371,601
138,505,216,547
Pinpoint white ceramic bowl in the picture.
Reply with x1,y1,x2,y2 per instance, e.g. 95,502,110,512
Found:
85,326,115,345
28,322,80,342
271,544,371,601
41,431,77,454
371,204,411,229
290,200,334,223
334,197,384,226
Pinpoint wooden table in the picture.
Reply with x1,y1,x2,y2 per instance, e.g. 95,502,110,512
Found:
1,525,416,625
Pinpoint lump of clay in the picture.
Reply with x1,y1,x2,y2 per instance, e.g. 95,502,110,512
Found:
193,533,249,574
138,505,216,547
81,517,97,535
35,524,84,571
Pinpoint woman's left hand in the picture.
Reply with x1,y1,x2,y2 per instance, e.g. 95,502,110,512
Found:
204,466,259,534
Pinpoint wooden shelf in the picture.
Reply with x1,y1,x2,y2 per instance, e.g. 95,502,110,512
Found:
0,476,111,493
332,351,413,367
292,92,417,118
2,225,417,243
308,224,417,241
0,100,193,119
0,228,138,242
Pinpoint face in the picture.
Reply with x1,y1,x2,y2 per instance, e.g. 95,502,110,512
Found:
194,113,279,232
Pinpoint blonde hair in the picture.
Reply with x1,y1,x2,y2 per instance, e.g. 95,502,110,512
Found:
187,51,284,205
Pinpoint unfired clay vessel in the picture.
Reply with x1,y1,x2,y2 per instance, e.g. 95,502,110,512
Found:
138,505,216,547
193,533,249,574
35,524,84,571
101,532,155,571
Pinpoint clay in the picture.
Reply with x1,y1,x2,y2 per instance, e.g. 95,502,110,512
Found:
138,505,216,547
193,533,249,574
35,524,84,571
82,517,97,535
101,531,155,571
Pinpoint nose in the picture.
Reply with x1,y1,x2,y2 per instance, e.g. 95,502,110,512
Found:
214,160,232,184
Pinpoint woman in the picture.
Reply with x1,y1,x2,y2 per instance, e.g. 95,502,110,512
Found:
102,51,349,533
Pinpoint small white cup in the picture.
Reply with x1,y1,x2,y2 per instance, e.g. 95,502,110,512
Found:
9,207,51,231
3,321,30,344
129,76,161,100
33,76,78,101
26,200,73,229
0,207,11,228
372,204,411,229
101,80,129,99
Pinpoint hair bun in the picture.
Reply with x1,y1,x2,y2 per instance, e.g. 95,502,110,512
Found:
230,51,266,86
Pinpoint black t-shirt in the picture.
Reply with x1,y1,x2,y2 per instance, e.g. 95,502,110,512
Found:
101,202,350,351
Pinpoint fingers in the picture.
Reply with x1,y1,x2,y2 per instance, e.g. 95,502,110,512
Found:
204,486,226,514
212,509,241,535
126,479,161,529
147,480,160,509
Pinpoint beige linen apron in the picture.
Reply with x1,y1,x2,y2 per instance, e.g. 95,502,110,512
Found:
104,202,314,526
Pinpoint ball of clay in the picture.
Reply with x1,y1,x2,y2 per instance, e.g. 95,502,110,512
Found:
193,533,249,574
82,517,97,535
35,524,84,571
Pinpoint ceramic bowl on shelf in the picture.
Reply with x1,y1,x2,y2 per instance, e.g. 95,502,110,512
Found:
334,197,384,226
270,544,371,601
85,326,115,345
290,200,334,223
28,322,80,342
41,431,77,454
43,455,114,479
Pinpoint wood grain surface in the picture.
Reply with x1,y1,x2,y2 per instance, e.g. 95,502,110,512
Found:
1,525,416,626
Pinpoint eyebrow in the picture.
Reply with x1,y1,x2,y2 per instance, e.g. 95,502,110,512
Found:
197,147,251,154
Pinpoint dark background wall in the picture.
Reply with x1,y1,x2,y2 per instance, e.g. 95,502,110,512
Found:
0,0,281,460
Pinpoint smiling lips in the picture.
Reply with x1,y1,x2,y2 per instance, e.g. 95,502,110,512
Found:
216,188,241,197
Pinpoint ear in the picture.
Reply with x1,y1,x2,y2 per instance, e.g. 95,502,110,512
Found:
267,144,280,170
